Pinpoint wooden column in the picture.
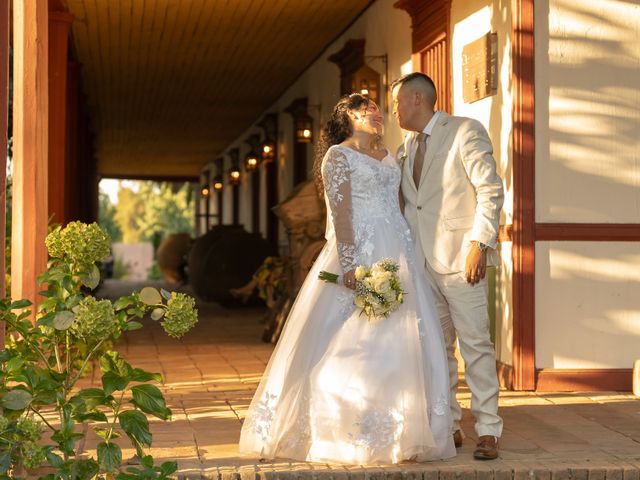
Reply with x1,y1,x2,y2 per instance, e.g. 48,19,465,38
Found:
228,148,240,225
48,5,73,225
215,157,224,226
0,0,10,347
285,98,310,187
259,114,279,246
511,0,536,390
65,61,81,221
12,0,49,309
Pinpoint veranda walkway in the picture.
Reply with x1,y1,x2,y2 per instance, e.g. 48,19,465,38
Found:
91,280,640,480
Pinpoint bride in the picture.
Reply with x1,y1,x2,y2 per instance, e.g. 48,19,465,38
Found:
239,93,456,464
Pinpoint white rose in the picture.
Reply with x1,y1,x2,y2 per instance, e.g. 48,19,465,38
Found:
355,265,367,281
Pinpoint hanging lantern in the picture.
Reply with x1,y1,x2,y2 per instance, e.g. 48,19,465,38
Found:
244,151,260,172
228,165,241,185
212,175,223,192
261,140,275,162
200,184,210,198
295,114,313,143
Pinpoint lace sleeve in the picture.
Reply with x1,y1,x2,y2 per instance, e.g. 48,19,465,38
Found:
322,148,357,273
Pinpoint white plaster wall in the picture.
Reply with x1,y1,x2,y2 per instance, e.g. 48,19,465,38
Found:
536,241,640,369
451,0,514,365
535,0,640,223
214,0,412,252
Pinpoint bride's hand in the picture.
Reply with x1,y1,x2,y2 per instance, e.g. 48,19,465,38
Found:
343,270,357,290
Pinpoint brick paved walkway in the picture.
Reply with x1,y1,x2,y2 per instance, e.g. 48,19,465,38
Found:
91,281,640,480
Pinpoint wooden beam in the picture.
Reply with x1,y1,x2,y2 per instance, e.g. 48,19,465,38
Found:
536,369,632,392
12,0,49,312
536,223,640,242
48,6,73,225
0,0,10,347
511,0,536,390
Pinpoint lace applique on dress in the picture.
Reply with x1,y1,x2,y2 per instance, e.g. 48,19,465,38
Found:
322,149,358,273
348,408,405,449
247,392,278,442
432,394,449,416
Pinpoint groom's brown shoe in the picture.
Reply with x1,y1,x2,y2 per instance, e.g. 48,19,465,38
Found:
473,435,499,460
453,430,463,448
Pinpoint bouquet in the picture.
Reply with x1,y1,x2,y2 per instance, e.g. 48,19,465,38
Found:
319,258,405,320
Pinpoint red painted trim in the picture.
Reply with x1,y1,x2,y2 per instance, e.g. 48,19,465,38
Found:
0,0,9,348
536,223,640,241
536,369,632,392
511,0,536,391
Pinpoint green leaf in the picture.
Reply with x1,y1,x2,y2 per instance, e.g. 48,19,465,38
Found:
100,351,132,376
124,321,144,331
160,460,178,476
79,264,101,290
113,296,134,311
71,458,100,480
150,308,165,321
160,288,172,301
0,450,11,474
53,311,75,330
36,311,56,327
97,442,122,473
119,410,152,450
74,411,108,422
46,450,64,468
102,371,129,396
140,455,154,468
94,428,121,440
39,297,59,311
65,294,84,310
6,357,24,373
75,388,109,410
1,389,33,410
130,368,162,383
139,287,161,305
130,384,171,420
9,299,32,310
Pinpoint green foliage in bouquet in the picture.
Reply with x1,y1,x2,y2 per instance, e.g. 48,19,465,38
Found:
0,222,198,479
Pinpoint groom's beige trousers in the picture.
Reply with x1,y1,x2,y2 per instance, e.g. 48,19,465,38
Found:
422,257,503,438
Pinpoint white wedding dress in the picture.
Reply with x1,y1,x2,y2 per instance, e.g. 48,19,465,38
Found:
239,145,456,464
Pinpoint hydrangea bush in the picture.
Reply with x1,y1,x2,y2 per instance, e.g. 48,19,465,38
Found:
0,222,198,479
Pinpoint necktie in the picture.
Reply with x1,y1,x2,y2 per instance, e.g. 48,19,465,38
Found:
413,132,428,187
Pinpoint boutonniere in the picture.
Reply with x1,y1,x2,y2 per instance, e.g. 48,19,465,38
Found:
398,154,407,169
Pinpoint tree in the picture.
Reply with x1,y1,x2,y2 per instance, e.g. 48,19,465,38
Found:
113,181,194,245
113,185,147,244
137,182,194,240
98,191,122,243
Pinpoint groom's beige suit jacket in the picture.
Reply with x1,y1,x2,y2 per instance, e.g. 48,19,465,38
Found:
399,112,504,274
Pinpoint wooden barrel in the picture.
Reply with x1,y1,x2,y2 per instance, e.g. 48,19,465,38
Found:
188,225,277,303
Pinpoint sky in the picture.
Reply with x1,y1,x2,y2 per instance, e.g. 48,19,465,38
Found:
99,178,140,205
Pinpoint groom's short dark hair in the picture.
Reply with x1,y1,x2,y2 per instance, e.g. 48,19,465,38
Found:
391,72,437,106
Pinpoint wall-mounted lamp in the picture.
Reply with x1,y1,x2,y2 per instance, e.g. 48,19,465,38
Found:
244,151,259,172
244,133,262,171
261,140,275,162
201,184,210,198
212,175,224,192
228,166,241,185
295,114,313,143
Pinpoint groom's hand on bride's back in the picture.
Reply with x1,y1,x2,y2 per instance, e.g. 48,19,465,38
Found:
465,241,487,285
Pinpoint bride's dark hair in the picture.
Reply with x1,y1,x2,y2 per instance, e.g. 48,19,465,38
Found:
312,93,370,198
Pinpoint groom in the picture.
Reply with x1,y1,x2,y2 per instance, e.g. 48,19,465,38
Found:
392,72,504,460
